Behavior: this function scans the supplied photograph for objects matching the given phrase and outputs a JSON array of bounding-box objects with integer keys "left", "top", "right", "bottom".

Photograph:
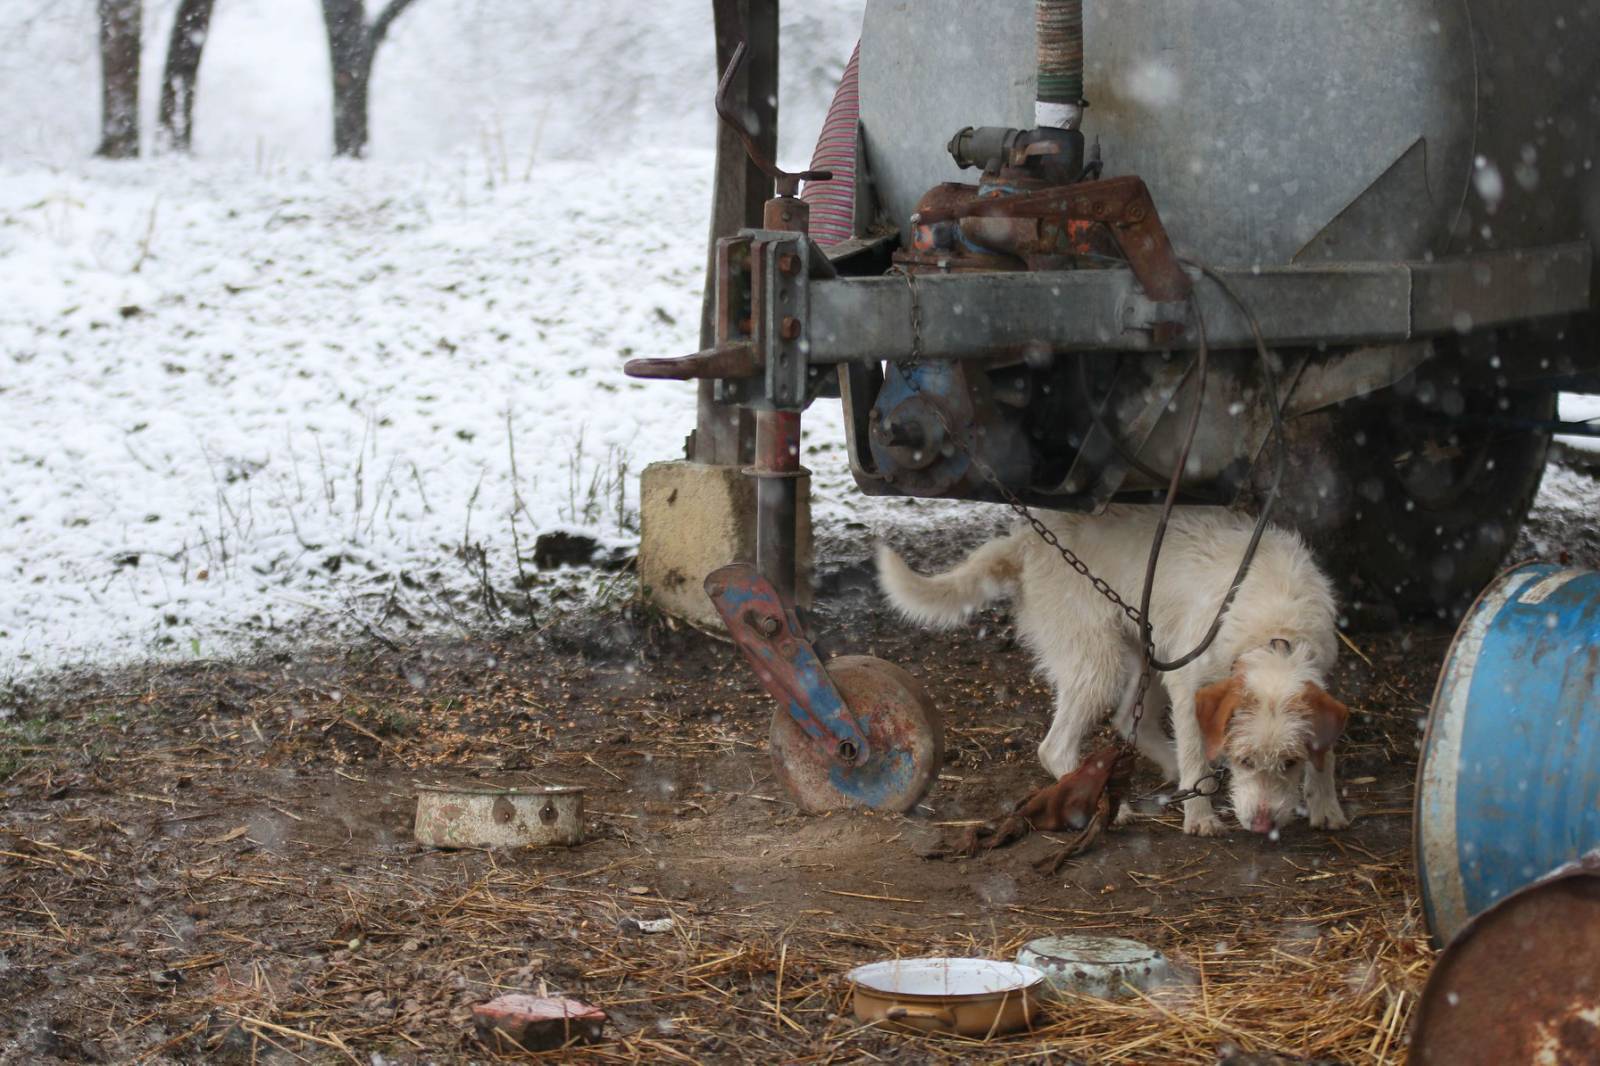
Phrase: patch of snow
[
  {"left": 0, "top": 156, "right": 706, "bottom": 670},
  {"left": 0, "top": 0, "right": 886, "bottom": 675},
  {"left": 1557, "top": 393, "right": 1600, "bottom": 453}
]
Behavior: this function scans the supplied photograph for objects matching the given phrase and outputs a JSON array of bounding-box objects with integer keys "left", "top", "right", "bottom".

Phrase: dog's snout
[{"left": 1250, "top": 809, "right": 1275, "bottom": 834}]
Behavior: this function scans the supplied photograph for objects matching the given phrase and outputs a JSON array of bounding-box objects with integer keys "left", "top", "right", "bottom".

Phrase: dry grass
[
  {"left": 1, "top": 621, "right": 1438, "bottom": 1063},
  {"left": 0, "top": 843, "right": 1425, "bottom": 1062}
]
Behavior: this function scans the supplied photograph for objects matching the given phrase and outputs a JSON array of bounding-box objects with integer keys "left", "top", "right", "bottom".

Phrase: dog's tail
[{"left": 876, "top": 534, "right": 1023, "bottom": 629}]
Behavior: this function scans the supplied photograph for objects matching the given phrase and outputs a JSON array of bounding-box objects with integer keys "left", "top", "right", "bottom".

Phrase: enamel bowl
[{"left": 845, "top": 957, "right": 1046, "bottom": 1036}]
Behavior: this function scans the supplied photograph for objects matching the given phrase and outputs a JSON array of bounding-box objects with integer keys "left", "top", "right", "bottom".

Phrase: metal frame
[{"left": 800, "top": 243, "right": 1593, "bottom": 364}]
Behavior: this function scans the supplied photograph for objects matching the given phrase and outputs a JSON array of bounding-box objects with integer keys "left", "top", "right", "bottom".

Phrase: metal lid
[
  {"left": 1016, "top": 935, "right": 1172, "bottom": 1000},
  {"left": 1411, "top": 855, "right": 1600, "bottom": 1064}
]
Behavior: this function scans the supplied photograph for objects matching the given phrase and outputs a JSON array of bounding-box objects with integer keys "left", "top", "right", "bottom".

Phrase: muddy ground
[{"left": 4, "top": 452, "right": 1599, "bottom": 1064}]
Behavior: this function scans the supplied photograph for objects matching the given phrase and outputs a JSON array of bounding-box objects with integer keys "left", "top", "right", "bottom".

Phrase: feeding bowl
[
  {"left": 1016, "top": 934, "right": 1174, "bottom": 1000},
  {"left": 845, "top": 957, "right": 1046, "bottom": 1036},
  {"left": 413, "top": 784, "right": 585, "bottom": 849}
]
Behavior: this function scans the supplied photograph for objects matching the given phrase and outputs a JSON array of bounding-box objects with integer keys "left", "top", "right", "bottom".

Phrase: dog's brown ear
[
  {"left": 1195, "top": 677, "right": 1243, "bottom": 763},
  {"left": 1302, "top": 684, "right": 1350, "bottom": 770}
]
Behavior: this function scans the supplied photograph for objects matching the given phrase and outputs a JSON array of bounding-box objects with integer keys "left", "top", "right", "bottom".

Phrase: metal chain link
[{"left": 894, "top": 268, "right": 1160, "bottom": 742}]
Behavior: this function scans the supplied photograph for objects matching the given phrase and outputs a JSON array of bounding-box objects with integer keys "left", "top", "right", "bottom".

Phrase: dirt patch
[{"left": 0, "top": 562, "right": 1457, "bottom": 1066}]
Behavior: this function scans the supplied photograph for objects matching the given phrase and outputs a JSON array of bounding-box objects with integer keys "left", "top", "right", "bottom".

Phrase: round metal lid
[
  {"left": 1411, "top": 858, "right": 1600, "bottom": 1064},
  {"left": 1017, "top": 935, "right": 1172, "bottom": 1000}
]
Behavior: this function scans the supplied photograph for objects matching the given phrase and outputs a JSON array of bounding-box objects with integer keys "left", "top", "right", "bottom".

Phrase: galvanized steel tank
[
  {"left": 1415, "top": 563, "right": 1600, "bottom": 946},
  {"left": 861, "top": 0, "right": 1600, "bottom": 284}
]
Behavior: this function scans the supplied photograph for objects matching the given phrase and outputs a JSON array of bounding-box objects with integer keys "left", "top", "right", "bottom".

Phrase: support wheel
[
  {"left": 769, "top": 655, "right": 943, "bottom": 813},
  {"left": 1288, "top": 383, "right": 1554, "bottom": 621}
]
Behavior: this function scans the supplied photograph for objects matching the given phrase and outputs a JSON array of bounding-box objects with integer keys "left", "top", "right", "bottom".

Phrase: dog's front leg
[
  {"left": 1304, "top": 750, "right": 1349, "bottom": 830},
  {"left": 1170, "top": 686, "right": 1227, "bottom": 836}
]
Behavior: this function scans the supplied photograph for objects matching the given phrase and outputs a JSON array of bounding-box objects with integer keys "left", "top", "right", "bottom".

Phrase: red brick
[{"left": 472, "top": 994, "right": 606, "bottom": 1051}]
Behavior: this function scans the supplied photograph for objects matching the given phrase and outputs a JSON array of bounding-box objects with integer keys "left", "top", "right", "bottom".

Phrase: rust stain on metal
[
  {"left": 753, "top": 410, "right": 801, "bottom": 473},
  {"left": 1412, "top": 853, "right": 1600, "bottom": 1064},
  {"left": 767, "top": 654, "right": 943, "bottom": 814},
  {"left": 623, "top": 342, "right": 759, "bottom": 382}
]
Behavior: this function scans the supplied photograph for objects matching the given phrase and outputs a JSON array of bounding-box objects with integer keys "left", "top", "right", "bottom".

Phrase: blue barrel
[{"left": 1416, "top": 563, "right": 1600, "bottom": 947}]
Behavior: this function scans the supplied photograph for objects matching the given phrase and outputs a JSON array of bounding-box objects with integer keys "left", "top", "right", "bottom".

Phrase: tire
[{"left": 1284, "top": 383, "right": 1555, "bottom": 621}]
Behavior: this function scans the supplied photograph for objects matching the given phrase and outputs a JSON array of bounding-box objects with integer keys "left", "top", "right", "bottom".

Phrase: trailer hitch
[
  {"left": 624, "top": 40, "right": 945, "bottom": 815},
  {"left": 704, "top": 563, "right": 872, "bottom": 766},
  {"left": 704, "top": 563, "right": 943, "bottom": 812}
]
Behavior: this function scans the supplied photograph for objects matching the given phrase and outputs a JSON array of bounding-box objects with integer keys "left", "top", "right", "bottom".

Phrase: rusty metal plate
[
  {"left": 1411, "top": 855, "right": 1600, "bottom": 1064},
  {"left": 414, "top": 785, "right": 585, "bottom": 849},
  {"left": 770, "top": 655, "right": 943, "bottom": 813}
]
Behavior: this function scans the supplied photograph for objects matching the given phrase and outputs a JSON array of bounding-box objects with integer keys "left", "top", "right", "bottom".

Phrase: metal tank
[
  {"left": 624, "top": 1, "right": 1600, "bottom": 813},
  {"left": 860, "top": 0, "right": 1600, "bottom": 282},
  {"left": 1416, "top": 562, "right": 1600, "bottom": 946}
]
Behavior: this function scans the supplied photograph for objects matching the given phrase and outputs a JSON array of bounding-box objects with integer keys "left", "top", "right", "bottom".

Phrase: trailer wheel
[{"left": 1303, "top": 384, "right": 1555, "bottom": 621}]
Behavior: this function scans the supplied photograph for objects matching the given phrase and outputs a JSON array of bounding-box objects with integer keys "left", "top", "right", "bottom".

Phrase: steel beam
[{"left": 801, "top": 243, "right": 1592, "bottom": 362}]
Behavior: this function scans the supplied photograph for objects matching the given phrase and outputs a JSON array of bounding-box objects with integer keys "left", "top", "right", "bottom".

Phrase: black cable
[{"left": 1140, "top": 262, "right": 1289, "bottom": 674}]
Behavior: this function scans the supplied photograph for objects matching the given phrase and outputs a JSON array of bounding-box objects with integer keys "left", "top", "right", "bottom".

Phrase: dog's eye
[
  {"left": 1284, "top": 759, "right": 1301, "bottom": 772},
  {"left": 1238, "top": 756, "right": 1256, "bottom": 771}
]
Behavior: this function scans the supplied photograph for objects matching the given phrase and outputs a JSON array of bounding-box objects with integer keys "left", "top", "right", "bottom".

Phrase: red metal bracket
[
  {"left": 704, "top": 563, "right": 872, "bottom": 765},
  {"left": 919, "top": 175, "right": 1192, "bottom": 304}
]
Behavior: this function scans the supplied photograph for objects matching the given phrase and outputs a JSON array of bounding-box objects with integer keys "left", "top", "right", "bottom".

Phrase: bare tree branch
[
  {"left": 319, "top": 0, "right": 423, "bottom": 157},
  {"left": 368, "top": 0, "right": 420, "bottom": 49}
]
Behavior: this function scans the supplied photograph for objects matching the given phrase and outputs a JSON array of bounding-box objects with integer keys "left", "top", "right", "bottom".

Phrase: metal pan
[{"left": 845, "top": 957, "right": 1046, "bottom": 1037}]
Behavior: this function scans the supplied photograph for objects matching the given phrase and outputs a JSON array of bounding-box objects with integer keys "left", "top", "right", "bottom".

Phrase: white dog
[{"left": 877, "top": 506, "right": 1350, "bottom": 836}]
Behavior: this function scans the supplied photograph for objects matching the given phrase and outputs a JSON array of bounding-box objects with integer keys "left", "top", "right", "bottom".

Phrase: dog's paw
[
  {"left": 1113, "top": 801, "right": 1138, "bottom": 826},
  {"left": 1183, "top": 809, "right": 1228, "bottom": 837},
  {"left": 1308, "top": 803, "right": 1350, "bottom": 831}
]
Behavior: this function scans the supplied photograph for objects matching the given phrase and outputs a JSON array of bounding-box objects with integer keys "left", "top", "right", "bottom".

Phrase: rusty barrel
[
  {"left": 1410, "top": 853, "right": 1600, "bottom": 1063},
  {"left": 1416, "top": 563, "right": 1600, "bottom": 947}
]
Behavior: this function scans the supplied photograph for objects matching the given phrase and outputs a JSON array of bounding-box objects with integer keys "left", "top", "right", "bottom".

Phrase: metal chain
[
  {"left": 890, "top": 266, "right": 1262, "bottom": 807},
  {"left": 895, "top": 268, "right": 1160, "bottom": 743}
]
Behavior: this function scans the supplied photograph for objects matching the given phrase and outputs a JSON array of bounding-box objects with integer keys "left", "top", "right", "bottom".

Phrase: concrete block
[{"left": 638, "top": 460, "right": 811, "bottom": 631}]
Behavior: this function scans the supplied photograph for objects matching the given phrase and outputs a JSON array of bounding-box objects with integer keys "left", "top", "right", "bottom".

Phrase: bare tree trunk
[
  {"left": 96, "top": 0, "right": 142, "bottom": 158},
  {"left": 157, "top": 0, "right": 216, "bottom": 152},
  {"left": 319, "top": 0, "right": 418, "bottom": 158}
]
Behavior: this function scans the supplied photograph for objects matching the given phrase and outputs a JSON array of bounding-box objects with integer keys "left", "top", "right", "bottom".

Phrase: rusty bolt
[
  {"left": 1091, "top": 201, "right": 1107, "bottom": 218},
  {"left": 777, "top": 253, "right": 801, "bottom": 276},
  {"left": 780, "top": 316, "right": 802, "bottom": 340},
  {"left": 1127, "top": 205, "right": 1148, "bottom": 223},
  {"left": 758, "top": 616, "right": 782, "bottom": 637}
]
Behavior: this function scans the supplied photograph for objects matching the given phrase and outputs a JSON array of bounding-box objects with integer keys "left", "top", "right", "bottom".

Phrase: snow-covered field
[
  {"left": 0, "top": 0, "right": 907, "bottom": 675},
  {"left": 1, "top": 0, "right": 1594, "bottom": 678},
  {"left": 1, "top": 154, "right": 706, "bottom": 670}
]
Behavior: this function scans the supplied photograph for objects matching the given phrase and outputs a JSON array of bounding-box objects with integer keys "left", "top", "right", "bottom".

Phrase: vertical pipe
[
  {"left": 1034, "top": 0, "right": 1084, "bottom": 130},
  {"left": 754, "top": 410, "right": 801, "bottom": 600}
]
